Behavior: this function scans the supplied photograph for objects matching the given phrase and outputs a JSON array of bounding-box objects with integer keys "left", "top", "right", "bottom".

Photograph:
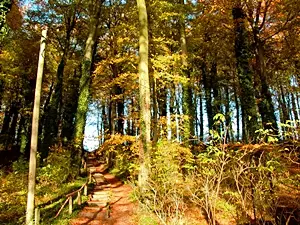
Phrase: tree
[
  {"left": 25, "top": 28, "right": 47, "bottom": 225},
  {"left": 232, "top": 0, "right": 260, "bottom": 142},
  {"left": 73, "top": 0, "right": 104, "bottom": 166},
  {"left": 178, "top": 0, "right": 194, "bottom": 144},
  {"left": 42, "top": 0, "right": 79, "bottom": 158},
  {"left": 136, "top": 0, "right": 151, "bottom": 190},
  {"left": 0, "top": 0, "right": 12, "bottom": 37}
]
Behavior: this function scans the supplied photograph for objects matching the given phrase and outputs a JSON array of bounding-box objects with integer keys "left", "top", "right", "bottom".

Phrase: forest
[{"left": 0, "top": 0, "right": 299, "bottom": 224}]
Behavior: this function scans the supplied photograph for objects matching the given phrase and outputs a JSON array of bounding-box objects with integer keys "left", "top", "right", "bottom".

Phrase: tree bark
[
  {"left": 26, "top": 28, "right": 47, "bottom": 225},
  {"left": 232, "top": 2, "right": 260, "bottom": 142},
  {"left": 42, "top": 8, "right": 76, "bottom": 156},
  {"left": 74, "top": 0, "right": 103, "bottom": 166},
  {"left": 202, "top": 62, "right": 213, "bottom": 130},
  {"left": 254, "top": 40, "right": 278, "bottom": 132},
  {"left": 61, "top": 68, "right": 80, "bottom": 143},
  {"left": 137, "top": 0, "right": 151, "bottom": 191},
  {"left": 234, "top": 84, "right": 240, "bottom": 141},
  {"left": 199, "top": 90, "right": 204, "bottom": 141},
  {"left": 178, "top": 0, "right": 194, "bottom": 144}
]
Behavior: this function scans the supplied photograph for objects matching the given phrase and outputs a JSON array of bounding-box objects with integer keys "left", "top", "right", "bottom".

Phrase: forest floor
[{"left": 70, "top": 156, "right": 137, "bottom": 225}]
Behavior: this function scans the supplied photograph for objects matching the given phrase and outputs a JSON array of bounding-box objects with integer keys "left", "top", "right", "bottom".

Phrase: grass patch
[{"left": 0, "top": 151, "right": 90, "bottom": 225}]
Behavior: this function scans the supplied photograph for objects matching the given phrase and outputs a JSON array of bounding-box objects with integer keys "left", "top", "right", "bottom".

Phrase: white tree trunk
[{"left": 25, "top": 28, "right": 47, "bottom": 225}]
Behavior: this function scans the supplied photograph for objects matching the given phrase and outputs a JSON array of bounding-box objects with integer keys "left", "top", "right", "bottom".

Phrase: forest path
[{"left": 70, "top": 155, "right": 137, "bottom": 225}]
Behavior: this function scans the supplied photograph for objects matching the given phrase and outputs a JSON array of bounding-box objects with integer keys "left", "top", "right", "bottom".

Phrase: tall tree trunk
[
  {"left": 7, "top": 104, "right": 19, "bottom": 149},
  {"left": 254, "top": 40, "right": 278, "bottom": 132},
  {"left": 291, "top": 91, "right": 299, "bottom": 121},
  {"left": 211, "top": 62, "right": 222, "bottom": 132},
  {"left": 158, "top": 88, "right": 167, "bottom": 138},
  {"left": 1, "top": 105, "right": 13, "bottom": 135},
  {"left": 232, "top": 2, "right": 260, "bottom": 142},
  {"left": 151, "top": 74, "right": 159, "bottom": 144},
  {"left": 225, "top": 86, "right": 233, "bottom": 142},
  {"left": 233, "top": 85, "right": 240, "bottom": 141},
  {"left": 179, "top": 0, "right": 194, "bottom": 144},
  {"left": 74, "top": 1, "right": 103, "bottom": 166},
  {"left": 117, "top": 95, "right": 124, "bottom": 134},
  {"left": 137, "top": 0, "right": 151, "bottom": 191},
  {"left": 202, "top": 62, "right": 213, "bottom": 130},
  {"left": 109, "top": 96, "right": 116, "bottom": 135},
  {"left": 279, "top": 85, "right": 289, "bottom": 123},
  {"left": 61, "top": 68, "right": 80, "bottom": 143},
  {"left": 199, "top": 90, "right": 204, "bottom": 141},
  {"left": 42, "top": 9, "right": 76, "bottom": 156},
  {"left": 26, "top": 28, "right": 47, "bottom": 225},
  {"left": 0, "top": 101, "right": 20, "bottom": 150}
]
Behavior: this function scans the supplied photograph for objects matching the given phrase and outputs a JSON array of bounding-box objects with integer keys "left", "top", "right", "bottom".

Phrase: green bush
[{"left": 37, "top": 149, "right": 75, "bottom": 188}]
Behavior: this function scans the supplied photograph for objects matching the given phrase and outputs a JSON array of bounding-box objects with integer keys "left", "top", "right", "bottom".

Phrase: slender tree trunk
[
  {"left": 234, "top": 85, "right": 240, "bottom": 141},
  {"left": 225, "top": 86, "right": 233, "bottom": 142},
  {"left": 7, "top": 105, "right": 19, "bottom": 148},
  {"left": 202, "top": 62, "right": 213, "bottom": 130},
  {"left": 25, "top": 28, "right": 47, "bottom": 225},
  {"left": 147, "top": 12, "right": 158, "bottom": 144},
  {"left": 109, "top": 97, "right": 116, "bottom": 135},
  {"left": 151, "top": 74, "right": 159, "bottom": 144},
  {"left": 61, "top": 68, "right": 80, "bottom": 143},
  {"left": 137, "top": 0, "right": 151, "bottom": 191},
  {"left": 0, "top": 102, "right": 19, "bottom": 149},
  {"left": 232, "top": 2, "right": 260, "bottom": 142},
  {"left": 1, "top": 105, "right": 13, "bottom": 135},
  {"left": 102, "top": 100, "right": 109, "bottom": 140},
  {"left": 211, "top": 62, "right": 222, "bottom": 132},
  {"left": 291, "top": 91, "right": 299, "bottom": 121},
  {"left": 158, "top": 88, "right": 167, "bottom": 138},
  {"left": 179, "top": 0, "right": 194, "bottom": 144},
  {"left": 199, "top": 90, "right": 204, "bottom": 141},
  {"left": 279, "top": 85, "right": 289, "bottom": 123},
  {"left": 175, "top": 84, "right": 181, "bottom": 141},
  {"left": 255, "top": 40, "right": 278, "bottom": 132}
]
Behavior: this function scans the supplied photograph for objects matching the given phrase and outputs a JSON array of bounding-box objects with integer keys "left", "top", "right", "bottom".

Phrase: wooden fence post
[
  {"left": 84, "top": 184, "right": 88, "bottom": 196},
  {"left": 35, "top": 208, "right": 40, "bottom": 225},
  {"left": 89, "top": 172, "right": 92, "bottom": 183},
  {"left": 69, "top": 196, "right": 73, "bottom": 215},
  {"left": 77, "top": 191, "right": 81, "bottom": 205}
]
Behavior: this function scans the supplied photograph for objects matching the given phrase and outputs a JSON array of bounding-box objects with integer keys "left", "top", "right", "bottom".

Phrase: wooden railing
[
  {"left": 54, "top": 180, "right": 89, "bottom": 218},
  {"left": 33, "top": 159, "right": 95, "bottom": 224},
  {"left": 32, "top": 179, "right": 89, "bottom": 225}
]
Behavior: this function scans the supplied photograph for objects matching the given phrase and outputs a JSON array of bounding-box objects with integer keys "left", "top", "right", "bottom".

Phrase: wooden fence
[{"left": 33, "top": 168, "right": 91, "bottom": 224}]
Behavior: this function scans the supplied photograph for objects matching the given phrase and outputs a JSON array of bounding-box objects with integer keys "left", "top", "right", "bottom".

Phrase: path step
[
  {"left": 93, "top": 187, "right": 111, "bottom": 192},
  {"left": 87, "top": 200, "right": 108, "bottom": 207},
  {"left": 92, "top": 196, "right": 110, "bottom": 201},
  {"left": 93, "top": 190, "right": 110, "bottom": 194},
  {"left": 83, "top": 206, "right": 102, "bottom": 211},
  {"left": 90, "top": 167, "right": 107, "bottom": 174}
]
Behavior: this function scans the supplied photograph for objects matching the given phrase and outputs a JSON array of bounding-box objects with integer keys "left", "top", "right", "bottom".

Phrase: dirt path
[{"left": 71, "top": 157, "right": 137, "bottom": 225}]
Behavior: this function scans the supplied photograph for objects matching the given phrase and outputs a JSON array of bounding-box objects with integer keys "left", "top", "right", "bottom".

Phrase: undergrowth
[
  {"left": 0, "top": 147, "right": 87, "bottom": 225},
  {"left": 99, "top": 124, "right": 300, "bottom": 224}
]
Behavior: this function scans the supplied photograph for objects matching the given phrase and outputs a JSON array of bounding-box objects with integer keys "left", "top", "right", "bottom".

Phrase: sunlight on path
[{"left": 71, "top": 157, "right": 137, "bottom": 225}]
